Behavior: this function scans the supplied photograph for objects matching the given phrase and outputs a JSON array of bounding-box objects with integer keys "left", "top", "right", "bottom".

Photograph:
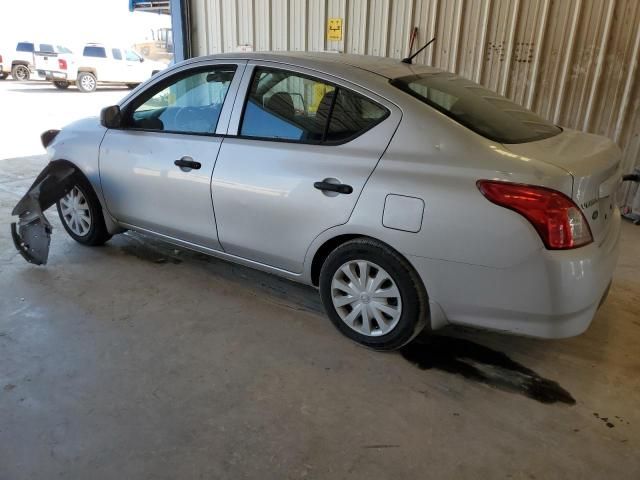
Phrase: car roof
[{"left": 190, "top": 51, "right": 443, "bottom": 80}]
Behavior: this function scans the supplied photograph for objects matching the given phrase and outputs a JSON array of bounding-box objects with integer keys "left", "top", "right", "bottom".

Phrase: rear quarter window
[
  {"left": 390, "top": 73, "right": 561, "bottom": 144},
  {"left": 83, "top": 46, "right": 107, "bottom": 58}
]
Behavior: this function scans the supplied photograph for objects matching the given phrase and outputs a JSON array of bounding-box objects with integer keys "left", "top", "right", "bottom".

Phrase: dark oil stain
[
  {"left": 3, "top": 384, "right": 16, "bottom": 392},
  {"left": 401, "top": 335, "right": 576, "bottom": 405},
  {"left": 594, "top": 412, "right": 619, "bottom": 428}
]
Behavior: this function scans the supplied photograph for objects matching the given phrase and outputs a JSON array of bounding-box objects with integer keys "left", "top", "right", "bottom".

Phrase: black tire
[
  {"left": 11, "top": 64, "right": 30, "bottom": 81},
  {"left": 126, "top": 83, "right": 140, "bottom": 89},
  {"left": 53, "top": 81, "right": 70, "bottom": 90},
  {"left": 76, "top": 72, "right": 97, "bottom": 92},
  {"left": 56, "top": 173, "right": 111, "bottom": 246},
  {"left": 319, "top": 238, "right": 428, "bottom": 351},
  {"left": 0, "top": 72, "right": 8, "bottom": 80}
]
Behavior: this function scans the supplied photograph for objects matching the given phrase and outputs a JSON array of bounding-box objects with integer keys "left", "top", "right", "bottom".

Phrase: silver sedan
[{"left": 11, "top": 52, "right": 621, "bottom": 350}]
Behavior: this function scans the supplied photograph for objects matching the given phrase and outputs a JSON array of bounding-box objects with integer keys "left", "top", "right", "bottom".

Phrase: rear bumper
[
  {"left": 408, "top": 209, "right": 622, "bottom": 338},
  {"left": 38, "top": 70, "right": 68, "bottom": 81}
]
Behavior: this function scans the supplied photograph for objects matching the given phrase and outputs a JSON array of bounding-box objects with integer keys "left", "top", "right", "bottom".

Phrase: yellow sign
[{"left": 327, "top": 18, "right": 343, "bottom": 41}]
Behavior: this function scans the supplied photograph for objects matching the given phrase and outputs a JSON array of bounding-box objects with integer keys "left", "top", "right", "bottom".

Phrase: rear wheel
[
  {"left": 53, "top": 81, "right": 70, "bottom": 90},
  {"left": 76, "top": 72, "right": 97, "bottom": 92},
  {"left": 56, "top": 174, "right": 111, "bottom": 246},
  {"left": 11, "top": 64, "right": 30, "bottom": 81},
  {"left": 319, "top": 238, "right": 428, "bottom": 351}
]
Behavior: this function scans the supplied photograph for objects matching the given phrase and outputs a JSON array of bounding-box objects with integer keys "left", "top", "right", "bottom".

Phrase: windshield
[{"left": 390, "top": 73, "right": 561, "bottom": 144}]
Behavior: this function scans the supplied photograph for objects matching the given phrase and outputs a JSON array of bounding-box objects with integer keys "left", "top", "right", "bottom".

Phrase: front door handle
[
  {"left": 314, "top": 181, "right": 353, "bottom": 195},
  {"left": 174, "top": 157, "right": 201, "bottom": 170}
]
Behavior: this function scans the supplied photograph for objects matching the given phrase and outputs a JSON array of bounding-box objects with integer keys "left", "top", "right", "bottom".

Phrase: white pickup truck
[
  {"left": 1, "top": 41, "right": 72, "bottom": 80},
  {"left": 36, "top": 43, "right": 166, "bottom": 92}
]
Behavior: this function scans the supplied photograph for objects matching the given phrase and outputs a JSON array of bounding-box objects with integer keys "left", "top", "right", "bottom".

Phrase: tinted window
[
  {"left": 241, "top": 69, "right": 335, "bottom": 142},
  {"left": 83, "top": 46, "right": 107, "bottom": 58},
  {"left": 240, "top": 68, "right": 388, "bottom": 143},
  {"left": 125, "top": 49, "right": 140, "bottom": 62},
  {"left": 324, "top": 89, "right": 389, "bottom": 142},
  {"left": 391, "top": 73, "right": 561, "bottom": 144},
  {"left": 129, "top": 66, "right": 236, "bottom": 134},
  {"left": 16, "top": 42, "right": 34, "bottom": 52},
  {"left": 39, "top": 44, "right": 54, "bottom": 53},
  {"left": 112, "top": 48, "right": 123, "bottom": 60}
]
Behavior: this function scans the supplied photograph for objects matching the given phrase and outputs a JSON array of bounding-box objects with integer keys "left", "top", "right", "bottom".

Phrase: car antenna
[{"left": 401, "top": 37, "right": 436, "bottom": 64}]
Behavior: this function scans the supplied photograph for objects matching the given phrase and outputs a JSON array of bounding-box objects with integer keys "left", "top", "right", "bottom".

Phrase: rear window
[
  {"left": 16, "top": 42, "right": 34, "bottom": 52},
  {"left": 39, "top": 44, "right": 54, "bottom": 53},
  {"left": 83, "top": 46, "right": 107, "bottom": 58},
  {"left": 390, "top": 73, "right": 561, "bottom": 144},
  {"left": 112, "top": 48, "right": 123, "bottom": 60}
]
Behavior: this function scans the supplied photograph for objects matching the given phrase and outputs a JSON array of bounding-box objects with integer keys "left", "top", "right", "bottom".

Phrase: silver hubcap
[
  {"left": 331, "top": 260, "right": 402, "bottom": 337},
  {"left": 60, "top": 187, "right": 92, "bottom": 236},
  {"left": 81, "top": 75, "right": 95, "bottom": 90}
]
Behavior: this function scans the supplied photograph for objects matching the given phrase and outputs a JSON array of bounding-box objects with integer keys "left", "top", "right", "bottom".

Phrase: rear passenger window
[
  {"left": 112, "top": 49, "right": 123, "bottom": 60},
  {"left": 240, "top": 67, "right": 388, "bottom": 144},
  {"left": 83, "top": 46, "right": 107, "bottom": 58},
  {"left": 241, "top": 69, "right": 335, "bottom": 142},
  {"left": 39, "top": 44, "right": 54, "bottom": 53}
]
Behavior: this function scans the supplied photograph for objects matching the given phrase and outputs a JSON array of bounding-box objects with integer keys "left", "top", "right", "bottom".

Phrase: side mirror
[{"left": 100, "top": 105, "right": 122, "bottom": 129}]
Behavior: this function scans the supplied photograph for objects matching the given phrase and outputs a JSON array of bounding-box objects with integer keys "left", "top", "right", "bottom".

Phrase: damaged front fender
[{"left": 11, "top": 162, "right": 78, "bottom": 265}]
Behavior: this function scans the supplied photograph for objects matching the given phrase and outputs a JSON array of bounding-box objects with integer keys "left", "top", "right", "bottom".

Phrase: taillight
[
  {"left": 58, "top": 58, "right": 67, "bottom": 70},
  {"left": 477, "top": 180, "right": 593, "bottom": 250},
  {"left": 0, "top": 54, "right": 3, "bottom": 63}
]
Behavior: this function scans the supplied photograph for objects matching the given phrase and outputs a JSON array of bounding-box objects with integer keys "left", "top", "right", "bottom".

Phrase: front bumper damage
[{"left": 11, "top": 163, "right": 77, "bottom": 265}]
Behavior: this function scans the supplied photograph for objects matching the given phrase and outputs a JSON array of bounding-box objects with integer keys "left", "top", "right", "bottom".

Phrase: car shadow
[{"left": 111, "top": 231, "right": 577, "bottom": 405}]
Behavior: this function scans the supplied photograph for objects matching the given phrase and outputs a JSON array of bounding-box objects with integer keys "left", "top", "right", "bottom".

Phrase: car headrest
[{"left": 266, "top": 92, "right": 295, "bottom": 118}]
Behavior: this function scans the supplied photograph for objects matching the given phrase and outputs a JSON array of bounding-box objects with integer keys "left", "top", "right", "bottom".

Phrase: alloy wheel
[{"left": 81, "top": 74, "right": 96, "bottom": 91}]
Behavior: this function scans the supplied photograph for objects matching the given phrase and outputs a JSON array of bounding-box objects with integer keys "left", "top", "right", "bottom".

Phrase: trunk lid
[{"left": 504, "top": 129, "right": 622, "bottom": 243}]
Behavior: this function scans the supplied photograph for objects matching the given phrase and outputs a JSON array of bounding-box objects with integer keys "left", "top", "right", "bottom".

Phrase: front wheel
[
  {"left": 53, "top": 81, "right": 70, "bottom": 90},
  {"left": 76, "top": 72, "right": 97, "bottom": 92},
  {"left": 11, "top": 64, "right": 30, "bottom": 81},
  {"left": 319, "top": 238, "right": 428, "bottom": 351},
  {"left": 56, "top": 175, "right": 111, "bottom": 246}
]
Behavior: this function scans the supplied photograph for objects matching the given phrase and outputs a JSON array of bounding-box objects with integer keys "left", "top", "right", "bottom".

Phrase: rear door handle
[
  {"left": 313, "top": 181, "right": 353, "bottom": 194},
  {"left": 174, "top": 157, "right": 201, "bottom": 170}
]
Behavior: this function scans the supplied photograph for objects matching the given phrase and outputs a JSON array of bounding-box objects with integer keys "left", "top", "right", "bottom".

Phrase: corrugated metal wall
[{"left": 188, "top": 0, "right": 640, "bottom": 172}]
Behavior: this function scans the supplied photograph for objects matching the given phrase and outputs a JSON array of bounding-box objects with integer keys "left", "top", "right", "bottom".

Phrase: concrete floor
[{"left": 1, "top": 83, "right": 640, "bottom": 479}]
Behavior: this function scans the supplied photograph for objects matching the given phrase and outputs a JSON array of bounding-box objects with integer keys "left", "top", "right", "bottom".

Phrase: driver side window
[{"left": 129, "top": 66, "right": 237, "bottom": 134}]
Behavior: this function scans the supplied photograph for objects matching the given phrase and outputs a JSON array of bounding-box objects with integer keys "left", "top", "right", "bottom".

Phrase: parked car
[
  {"left": 11, "top": 53, "right": 622, "bottom": 350},
  {"left": 1, "top": 41, "right": 72, "bottom": 80},
  {"left": 0, "top": 53, "right": 9, "bottom": 79},
  {"left": 37, "top": 43, "right": 166, "bottom": 92}
]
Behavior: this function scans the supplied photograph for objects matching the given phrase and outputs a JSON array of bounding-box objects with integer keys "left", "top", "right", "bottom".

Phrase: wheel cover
[
  {"left": 15, "top": 66, "right": 28, "bottom": 80},
  {"left": 59, "top": 187, "right": 92, "bottom": 236},
  {"left": 331, "top": 260, "right": 402, "bottom": 337},
  {"left": 81, "top": 75, "right": 95, "bottom": 90}
]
